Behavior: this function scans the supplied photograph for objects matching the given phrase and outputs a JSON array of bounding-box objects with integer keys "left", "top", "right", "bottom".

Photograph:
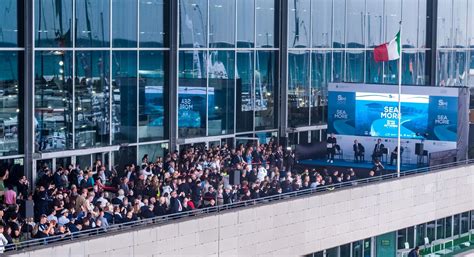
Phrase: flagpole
[{"left": 397, "top": 21, "right": 402, "bottom": 178}]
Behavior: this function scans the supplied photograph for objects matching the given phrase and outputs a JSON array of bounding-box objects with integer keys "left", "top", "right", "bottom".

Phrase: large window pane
[
  {"left": 437, "top": 50, "right": 454, "bottom": 86},
  {"left": 454, "top": 214, "right": 461, "bottom": 236},
  {"left": 236, "top": 51, "right": 254, "bottom": 132},
  {"left": 0, "top": 1, "right": 20, "bottom": 46},
  {"left": 140, "top": 0, "right": 167, "bottom": 47},
  {"left": 179, "top": 0, "right": 207, "bottom": 48},
  {"left": 208, "top": 51, "right": 235, "bottom": 135},
  {"left": 436, "top": 218, "right": 445, "bottom": 240},
  {"left": 453, "top": 0, "right": 468, "bottom": 48},
  {"left": 437, "top": 0, "right": 452, "bottom": 48},
  {"left": 461, "top": 212, "right": 470, "bottom": 234},
  {"left": 139, "top": 51, "right": 166, "bottom": 142},
  {"left": 427, "top": 221, "right": 435, "bottom": 243},
  {"left": 288, "top": 51, "right": 309, "bottom": 127},
  {"left": 346, "top": 0, "right": 365, "bottom": 48},
  {"left": 470, "top": 0, "right": 474, "bottom": 47},
  {"left": 346, "top": 50, "right": 364, "bottom": 82},
  {"left": 385, "top": 0, "right": 401, "bottom": 42},
  {"left": 35, "top": 0, "right": 73, "bottom": 47},
  {"left": 112, "top": 51, "right": 137, "bottom": 144},
  {"left": 112, "top": 0, "right": 137, "bottom": 48},
  {"left": 35, "top": 51, "right": 73, "bottom": 151},
  {"left": 418, "top": 0, "right": 427, "bottom": 48},
  {"left": 311, "top": 51, "right": 329, "bottom": 125},
  {"left": 366, "top": 50, "right": 383, "bottom": 83},
  {"left": 312, "top": 0, "right": 332, "bottom": 48},
  {"left": 75, "top": 51, "right": 110, "bottom": 148},
  {"left": 402, "top": 0, "right": 419, "bottom": 48},
  {"left": 352, "top": 240, "right": 363, "bottom": 257},
  {"left": 178, "top": 50, "right": 207, "bottom": 138},
  {"left": 288, "top": 0, "right": 310, "bottom": 48},
  {"left": 256, "top": 0, "right": 276, "bottom": 48},
  {"left": 0, "top": 52, "right": 20, "bottom": 155},
  {"left": 416, "top": 224, "right": 426, "bottom": 247},
  {"left": 340, "top": 243, "right": 350, "bottom": 257},
  {"left": 138, "top": 143, "right": 167, "bottom": 164},
  {"left": 332, "top": 50, "right": 345, "bottom": 82},
  {"left": 446, "top": 216, "right": 453, "bottom": 238},
  {"left": 75, "top": 0, "right": 110, "bottom": 47},
  {"left": 397, "top": 229, "right": 407, "bottom": 250},
  {"left": 237, "top": 0, "right": 254, "bottom": 48},
  {"left": 366, "top": 0, "right": 383, "bottom": 47},
  {"left": 255, "top": 51, "right": 277, "bottom": 130},
  {"left": 333, "top": 0, "right": 345, "bottom": 48},
  {"left": 209, "top": 0, "right": 235, "bottom": 48}
]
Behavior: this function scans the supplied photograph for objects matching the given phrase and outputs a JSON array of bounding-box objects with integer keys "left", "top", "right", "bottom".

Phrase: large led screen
[{"left": 328, "top": 84, "right": 458, "bottom": 142}]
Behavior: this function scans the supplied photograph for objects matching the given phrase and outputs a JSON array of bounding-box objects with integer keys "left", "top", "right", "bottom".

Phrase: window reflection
[
  {"left": 112, "top": 0, "right": 137, "bottom": 48},
  {"left": 288, "top": 0, "right": 311, "bottom": 48},
  {"left": 139, "top": 51, "right": 166, "bottom": 142},
  {"left": 35, "top": 0, "right": 73, "bottom": 47},
  {"left": 140, "top": 0, "right": 167, "bottom": 47},
  {"left": 255, "top": 51, "right": 276, "bottom": 130},
  {"left": 237, "top": 0, "right": 254, "bottom": 48},
  {"left": 346, "top": 50, "right": 364, "bottom": 82},
  {"left": 208, "top": 51, "right": 235, "bottom": 135},
  {"left": 112, "top": 51, "right": 137, "bottom": 144},
  {"left": 75, "top": 0, "right": 110, "bottom": 47},
  {"left": 35, "top": 51, "right": 73, "bottom": 151},
  {"left": 178, "top": 50, "right": 207, "bottom": 138},
  {"left": 346, "top": 0, "right": 365, "bottom": 48},
  {"left": 312, "top": 0, "right": 332, "bottom": 48},
  {"left": 0, "top": 1, "right": 20, "bottom": 47},
  {"left": 311, "top": 51, "right": 329, "bottom": 125},
  {"left": 256, "top": 0, "right": 276, "bottom": 48},
  {"left": 288, "top": 51, "right": 310, "bottom": 127},
  {"left": 333, "top": 0, "right": 345, "bottom": 48},
  {"left": 236, "top": 51, "right": 254, "bottom": 132},
  {"left": 209, "top": 0, "right": 235, "bottom": 48},
  {"left": 179, "top": 0, "right": 207, "bottom": 48},
  {"left": 0, "top": 52, "right": 20, "bottom": 155},
  {"left": 75, "top": 51, "right": 110, "bottom": 148}
]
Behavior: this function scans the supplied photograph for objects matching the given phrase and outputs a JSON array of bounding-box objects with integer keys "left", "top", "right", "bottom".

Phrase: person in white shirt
[
  {"left": 257, "top": 165, "right": 267, "bottom": 182},
  {"left": 0, "top": 225, "right": 9, "bottom": 253}
]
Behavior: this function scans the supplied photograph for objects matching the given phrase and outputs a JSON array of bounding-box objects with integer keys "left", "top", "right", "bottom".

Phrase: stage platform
[{"left": 298, "top": 159, "right": 424, "bottom": 172}]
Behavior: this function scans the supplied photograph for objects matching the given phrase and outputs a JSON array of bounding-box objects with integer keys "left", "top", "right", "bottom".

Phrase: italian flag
[{"left": 374, "top": 31, "right": 401, "bottom": 62}]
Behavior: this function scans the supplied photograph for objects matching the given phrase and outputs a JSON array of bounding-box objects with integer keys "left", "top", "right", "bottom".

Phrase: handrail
[{"left": 7, "top": 159, "right": 474, "bottom": 253}]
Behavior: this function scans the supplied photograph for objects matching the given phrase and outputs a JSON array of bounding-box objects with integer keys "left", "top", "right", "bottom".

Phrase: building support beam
[
  {"left": 168, "top": 0, "right": 179, "bottom": 152},
  {"left": 23, "top": 0, "right": 35, "bottom": 187},
  {"left": 425, "top": 0, "right": 438, "bottom": 86},
  {"left": 278, "top": 0, "right": 289, "bottom": 147}
]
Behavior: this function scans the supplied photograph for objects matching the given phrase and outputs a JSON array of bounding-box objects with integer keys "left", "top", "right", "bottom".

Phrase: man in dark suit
[
  {"left": 353, "top": 140, "right": 365, "bottom": 162},
  {"left": 372, "top": 139, "right": 385, "bottom": 162},
  {"left": 326, "top": 133, "right": 337, "bottom": 163},
  {"left": 390, "top": 146, "right": 404, "bottom": 165}
]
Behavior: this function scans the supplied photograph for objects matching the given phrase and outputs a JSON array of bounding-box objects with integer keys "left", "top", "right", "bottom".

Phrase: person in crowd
[
  {"left": 372, "top": 159, "right": 385, "bottom": 176},
  {"left": 408, "top": 246, "right": 420, "bottom": 257},
  {"left": 0, "top": 138, "right": 397, "bottom": 252},
  {"left": 372, "top": 139, "right": 385, "bottom": 161},
  {"left": 327, "top": 133, "right": 337, "bottom": 163},
  {"left": 390, "top": 146, "right": 404, "bottom": 166},
  {"left": 353, "top": 140, "right": 365, "bottom": 163}
]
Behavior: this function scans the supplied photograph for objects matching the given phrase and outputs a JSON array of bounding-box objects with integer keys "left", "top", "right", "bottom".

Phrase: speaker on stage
[
  {"left": 229, "top": 169, "right": 241, "bottom": 185},
  {"left": 415, "top": 143, "right": 424, "bottom": 155}
]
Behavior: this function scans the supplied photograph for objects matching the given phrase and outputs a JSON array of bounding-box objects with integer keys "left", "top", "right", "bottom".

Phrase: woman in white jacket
[{"left": 0, "top": 224, "right": 9, "bottom": 253}]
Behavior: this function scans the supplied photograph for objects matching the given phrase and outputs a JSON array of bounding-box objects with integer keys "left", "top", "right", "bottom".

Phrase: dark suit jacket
[
  {"left": 353, "top": 143, "right": 365, "bottom": 154},
  {"left": 373, "top": 143, "right": 385, "bottom": 154}
]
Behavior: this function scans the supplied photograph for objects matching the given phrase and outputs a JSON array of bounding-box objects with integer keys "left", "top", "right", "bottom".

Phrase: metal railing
[{"left": 7, "top": 159, "right": 474, "bottom": 253}]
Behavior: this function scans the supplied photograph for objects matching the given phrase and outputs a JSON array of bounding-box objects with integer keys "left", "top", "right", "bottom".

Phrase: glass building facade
[{"left": 1, "top": 0, "right": 474, "bottom": 182}]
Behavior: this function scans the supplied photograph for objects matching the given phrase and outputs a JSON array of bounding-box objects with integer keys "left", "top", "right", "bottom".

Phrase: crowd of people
[{"left": 0, "top": 139, "right": 382, "bottom": 252}]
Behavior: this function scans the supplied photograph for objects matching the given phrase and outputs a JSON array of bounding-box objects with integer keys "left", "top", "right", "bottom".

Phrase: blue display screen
[{"left": 328, "top": 91, "right": 458, "bottom": 142}]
